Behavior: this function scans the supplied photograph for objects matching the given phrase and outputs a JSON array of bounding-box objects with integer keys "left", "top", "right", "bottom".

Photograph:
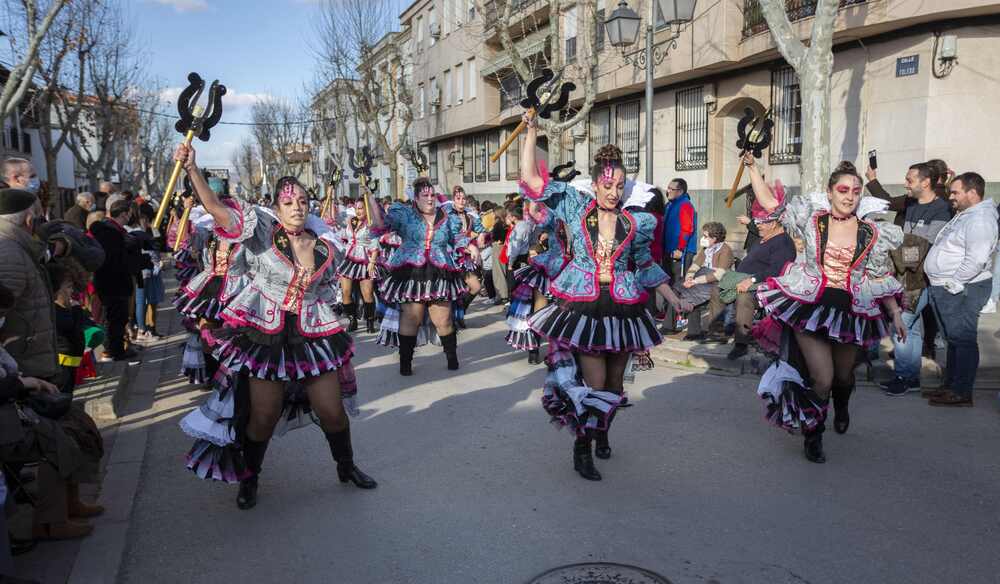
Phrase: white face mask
[{"left": 700, "top": 236, "right": 712, "bottom": 248}]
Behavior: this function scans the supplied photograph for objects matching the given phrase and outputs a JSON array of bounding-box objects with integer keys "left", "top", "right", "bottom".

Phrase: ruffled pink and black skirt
[
  {"left": 174, "top": 277, "right": 225, "bottom": 322},
  {"left": 337, "top": 257, "right": 376, "bottom": 281},
  {"left": 380, "top": 263, "right": 467, "bottom": 303},
  {"left": 757, "top": 285, "right": 892, "bottom": 349},
  {"left": 528, "top": 286, "right": 662, "bottom": 355},
  {"left": 505, "top": 265, "right": 550, "bottom": 350},
  {"left": 212, "top": 312, "right": 356, "bottom": 384}
]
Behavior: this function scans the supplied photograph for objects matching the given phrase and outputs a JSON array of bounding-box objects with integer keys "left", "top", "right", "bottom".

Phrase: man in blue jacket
[{"left": 662, "top": 178, "right": 697, "bottom": 333}]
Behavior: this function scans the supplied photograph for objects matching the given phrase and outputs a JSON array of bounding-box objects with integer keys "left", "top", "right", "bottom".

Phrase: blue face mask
[{"left": 25, "top": 177, "right": 41, "bottom": 194}]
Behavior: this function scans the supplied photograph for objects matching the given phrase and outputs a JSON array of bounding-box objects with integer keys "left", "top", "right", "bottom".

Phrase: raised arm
[
  {"left": 742, "top": 152, "right": 780, "bottom": 212},
  {"left": 519, "top": 113, "right": 545, "bottom": 196},
  {"left": 363, "top": 184, "right": 384, "bottom": 231},
  {"left": 175, "top": 143, "right": 234, "bottom": 231}
]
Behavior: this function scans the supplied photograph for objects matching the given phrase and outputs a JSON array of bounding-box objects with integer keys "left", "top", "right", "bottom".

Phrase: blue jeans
[
  {"left": 134, "top": 286, "right": 148, "bottom": 333},
  {"left": 892, "top": 289, "right": 928, "bottom": 382},
  {"left": 929, "top": 280, "right": 992, "bottom": 396}
]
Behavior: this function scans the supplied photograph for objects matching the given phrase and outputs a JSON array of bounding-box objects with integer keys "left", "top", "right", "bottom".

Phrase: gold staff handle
[
  {"left": 172, "top": 205, "right": 193, "bottom": 252},
  {"left": 490, "top": 107, "right": 535, "bottom": 163},
  {"left": 360, "top": 176, "right": 372, "bottom": 222},
  {"left": 152, "top": 105, "right": 205, "bottom": 230},
  {"left": 725, "top": 161, "right": 747, "bottom": 209}
]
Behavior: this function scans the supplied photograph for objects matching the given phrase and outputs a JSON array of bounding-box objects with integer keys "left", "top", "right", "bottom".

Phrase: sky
[{"left": 134, "top": 0, "right": 327, "bottom": 169}]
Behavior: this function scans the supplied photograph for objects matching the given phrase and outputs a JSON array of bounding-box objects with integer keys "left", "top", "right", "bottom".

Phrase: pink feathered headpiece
[{"left": 751, "top": 179, "right": 786, "bottom": 223}]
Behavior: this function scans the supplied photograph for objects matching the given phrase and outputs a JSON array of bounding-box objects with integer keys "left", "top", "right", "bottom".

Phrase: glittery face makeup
[
  {"left": 593, "top": 167, "right": 625, "bottom": 210},
  {"left": 828, "top": 176, "right": 861, "bottom": 217},
  {"left": 601, "top": 163, "right": 615, "bottom": 183},
  {"left": 278, "top": 181, "right": 297, "bottom": 204}
]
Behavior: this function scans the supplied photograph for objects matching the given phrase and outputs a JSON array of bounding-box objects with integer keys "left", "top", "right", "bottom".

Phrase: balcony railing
[
  {"left": 483, "top": 0, "right": 545, "bottom": 29},
  {"left": 741, "top": 0, "right": 867, "bottom": 40}
]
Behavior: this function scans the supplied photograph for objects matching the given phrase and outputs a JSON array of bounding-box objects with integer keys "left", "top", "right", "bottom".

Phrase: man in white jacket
[{"left": 924, "top": 172, "right": 999, "bottom": 406}]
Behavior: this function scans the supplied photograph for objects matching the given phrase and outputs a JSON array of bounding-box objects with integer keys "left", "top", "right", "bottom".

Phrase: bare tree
[
  {"left": 475, "top": 0, "right": 599, "bottom": 163},
  {"left": 60, "top": 2, "right": 146, "bottom": 191},
  {"left": 758, "top": 0, "right": 837, "bottom": 194},
  {"left": 249, "top": 98, "right": 312, "bottom": 183},
  {"left": 231, "top": 136, "right": 263, "bottom": 196},
  {"left": 314, "top": 0, "right": 414, "bottom": 198},
  {"left": 0, "top": 0, "right": 70, "bottom": 121}
]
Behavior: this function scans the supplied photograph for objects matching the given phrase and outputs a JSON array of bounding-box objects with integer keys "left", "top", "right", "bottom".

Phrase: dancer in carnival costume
[
  {"left": 448, "top": 186, "right": 486, "bottom": 329},
  {"left": 173, "top": 178, "right": 248, "bottom": 385},
  {"left": 335, "top": 199, "right": 380, "bottom": 333},
  {"left": 745, "top": 153, "right": 905, "bottom": 463},
  {"left": 174, "top": 143, "right": 376, "bottom": 512},
  {"left": 369, "top": 177, "right": 471, "bottom": 376},
  {"left": 518, "top": 113, "right": 691, "bottom": 481}
]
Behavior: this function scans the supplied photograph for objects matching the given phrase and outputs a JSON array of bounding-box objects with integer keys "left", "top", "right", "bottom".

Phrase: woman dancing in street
[
  {"left": 449, "top": 186, "right": 485, "bottom": 329},
  {"left": 336, "top": 199, "right": 379, "bottom": 333},
  {"left": 518, "top": 114, "right": 690, "bottom": 481},
  {"left": 176, "top": 143, "right": 376, "bottom": 512},
  {"left": 369, "top": 178, "right": 469, "bottom": 376},
  {"left": 746, "top": 154, "right": 905, "bottom": 463}
]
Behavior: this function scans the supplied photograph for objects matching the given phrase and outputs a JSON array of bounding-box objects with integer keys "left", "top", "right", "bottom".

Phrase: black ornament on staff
[
  {"left": 725, "top": 106, "right": 773, "bottom": 208},
  {"left": 348, "top": 146, "right": 375, "bottom": 218},
  {"left": 490, "top": 68, "right": 575, "bottom": 163},
  {"left": 153, "top": 72, "right": 226, "bottom": 230}
]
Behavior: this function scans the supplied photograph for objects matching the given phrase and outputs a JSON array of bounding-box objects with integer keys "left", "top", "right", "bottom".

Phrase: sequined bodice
[
  {"left": 595, "top": 234, "right": 616, "bottom": 284},
  {"left": 822, "top": 241, "right": 856, "bottom": 290},
  {"left": 211, "top": 241, "right": 232, "bottom": 276}
]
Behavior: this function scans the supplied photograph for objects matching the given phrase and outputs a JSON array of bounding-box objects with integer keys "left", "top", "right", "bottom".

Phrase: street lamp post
[{"left": 605, "top": 0, "right": 697, "bottom": 184}]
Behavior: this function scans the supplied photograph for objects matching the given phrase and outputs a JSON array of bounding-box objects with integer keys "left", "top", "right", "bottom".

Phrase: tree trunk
[
  {"left": 798, "top": 60, "right": 832, "bottom": 195},
  {"left": 45, "top": 147, "right": 60, "bottom": 217}
]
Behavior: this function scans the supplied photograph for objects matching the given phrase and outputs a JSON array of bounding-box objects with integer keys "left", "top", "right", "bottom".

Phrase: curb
[{"left": 67, "top": 279, "right": 183, "bottom": 584}]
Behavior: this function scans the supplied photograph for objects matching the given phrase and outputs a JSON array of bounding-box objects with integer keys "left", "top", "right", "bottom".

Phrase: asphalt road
[{"left": 119, "top": 302, "right": 1000, "bottom": 584}]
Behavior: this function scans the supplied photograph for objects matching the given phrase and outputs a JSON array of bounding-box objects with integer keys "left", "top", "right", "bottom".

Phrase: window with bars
[
  {"left": 488, "top": 131, "right": 501, "bottom": 181},
  {"left": 589, "top": 106, "right": 611, "bottom": 164},
  {"left": 475, "top": 133, "right": 487, "bottom": 182},
  {"left": 615, "top": 101, "right": 640, "bottom": 173},
  {"left": 500, "top": 74, "right": 523, "bottom": 111},
  {"left": 675, "top": 87, "right": 708, "bottom": 170},
  {"left": 462, "top": 136, "right": 474, "bottom": 183},
  {"left": 771, "top": 66, "right": 802, "bottom": 164},
  {"left": 506, "top": 127, "right": 520, "bottom": 180},
  {"left": 428, "top": 144, "right": 439, "bottom": 184}
]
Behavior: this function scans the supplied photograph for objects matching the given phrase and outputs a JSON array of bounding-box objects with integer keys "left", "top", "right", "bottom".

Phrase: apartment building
[{"left": 403, "top": 0, "right": 1000, "bottom": 228}]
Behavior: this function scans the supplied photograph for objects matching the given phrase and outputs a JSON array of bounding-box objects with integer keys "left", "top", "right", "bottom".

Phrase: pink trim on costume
[
  {"left": 608, "top": 209, "right": 638, "bottom": 303},
  {"left": 518, "top": 160, "right": 550, "bottom": 200},
  {"left": 213, "top": 199, "right": 244, "bottom": 239}
]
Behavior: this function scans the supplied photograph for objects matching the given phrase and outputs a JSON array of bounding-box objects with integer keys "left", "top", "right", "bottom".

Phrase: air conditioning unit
[{"left": 429, "top": 23, "right": 441, "bottom": 39}]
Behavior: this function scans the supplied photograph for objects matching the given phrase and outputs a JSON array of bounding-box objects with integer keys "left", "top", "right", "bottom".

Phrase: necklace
[
  {"left": 285, "top": 226, "right": 305, "bottom": 236},
  {"left": 830, "top": 213, "right": 855, "bottom": 222}
]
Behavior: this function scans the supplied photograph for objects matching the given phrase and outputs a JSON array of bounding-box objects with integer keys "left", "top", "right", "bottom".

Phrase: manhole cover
[{"left": 528, "top": 562, "right": 672, "bottom": 584}]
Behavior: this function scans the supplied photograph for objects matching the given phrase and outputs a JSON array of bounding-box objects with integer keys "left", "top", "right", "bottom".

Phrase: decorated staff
[
  {"left": 320, "top": 165, "right": 343, "bottom": 224},
  {"left": 725, "top": 107, "right": 773, "bottom": 208},
  {"left": 348, "top": 146, "right": 376, "bottom": 216},
  {"left": 152, "top": 72, "right": 226, "bottom": 230},
  {"left": 172, "top": 175, "right": 196, "bottom": 252},
  {"left": 490, "top": 68, "right": 575, "bottom": 163}
]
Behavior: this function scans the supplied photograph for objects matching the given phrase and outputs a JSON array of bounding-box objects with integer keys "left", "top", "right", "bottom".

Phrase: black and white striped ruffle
[
  {"left": 380, "top": 264, "right": 467, "bottom": 303},
  {"left": 529, "top": 291, "right": 662, "bottom": 354}
]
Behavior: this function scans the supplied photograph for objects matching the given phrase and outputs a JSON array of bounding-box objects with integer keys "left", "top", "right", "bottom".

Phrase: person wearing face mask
[
  {"left": 367, "top": 177, "right": 470, "bottom": 377},
  {"left": 679, "top": 222, "right": 734, "bottom": 341},
  {"left": 174, "top": 144, "right": 375, "bottom": 511},
  {"left": 1, "top": 157, "right": 41, "bottom": 195},
  {"left": 64, "top": 192, "right": 96, "bottom": 230},
  {"left": 746, "top": 154, "right": 906, "bottom": 464},
  {"left": 518, "top": 114, "right": 691, "bottom": 482}
]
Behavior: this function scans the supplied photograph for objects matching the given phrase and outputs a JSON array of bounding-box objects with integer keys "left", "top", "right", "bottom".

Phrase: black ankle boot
[
  {"left": 527, "top": 349, "right": 540, "bottom": 364},
  {"left": 594, "top": 431, "right": 612, "bottom": 460},
  {"left": 237, "top": 439, "right": 269, "bottom": 510},
  {"left": 364, "top": 302, "right": 376, "bottom": 334},
  {"left": 325, "top": 425, "right": 377, "bottom": 489},
  {"left": 441, "top": 332, "right": 459, "bottom": 370},
  {"left": 832, "top": 383, "right": 853, "bottom": 434},
  {"left": 573, "top": 436, "right": 602, "bottom": 481},
  {"left": 803, "top": 422, "right": 826, "bottom": 464},
  {"left": 399, "top": 334, "right": 416, "bottom": 376},
  {"left": 345, "top": 303, "right": 359, "bottom": 332}
]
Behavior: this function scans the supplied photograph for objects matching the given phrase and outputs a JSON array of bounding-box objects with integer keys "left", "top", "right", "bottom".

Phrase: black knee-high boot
[
  {"left": 345, "top": 302, "right": 359, "bottom": 332},
  {"left": 803, "top": 400, "right": 829, "bottom": 464},
  {"left": 440, "top": 331, "right": 459, "bottom": 370},
  {"left": 237, "top": 438, "right": 269, "bottom": 510},
  {"left": 399, "top": 334, "right": 417, "bottom": 376},
  {"left": 325, "top": 424, "right": 377, "bottom": 489},
  {"left": 363, "top": 302, "right": 376, "bottom": 334},
  {"left": 573, "top": 433, "right": 601, "bottom": 481},
  {"left": 832, "top": 382, "right": 854, "bottom": 434}
]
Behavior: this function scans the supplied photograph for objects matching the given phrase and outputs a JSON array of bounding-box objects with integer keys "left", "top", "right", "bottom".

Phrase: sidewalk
[
  {"left": 652, "top": 310, "right": 1000, "bottom": 390},
  {"left": 10, "top": 272, "right": 187, "bottom": 584}
]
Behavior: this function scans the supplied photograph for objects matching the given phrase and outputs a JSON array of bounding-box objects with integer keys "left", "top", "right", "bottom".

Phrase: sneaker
[
  {"left": 982, "top": 298, "right": 997, "bottom": 314},
  {"left": 928, "top": 391, "right": 974, "bottom": 407},
  {"left": 883, "top": 377, "right": 920, "bottom": 397},
  {"left": 880, "top": 376, "right": 920, "bottom": 390}
]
